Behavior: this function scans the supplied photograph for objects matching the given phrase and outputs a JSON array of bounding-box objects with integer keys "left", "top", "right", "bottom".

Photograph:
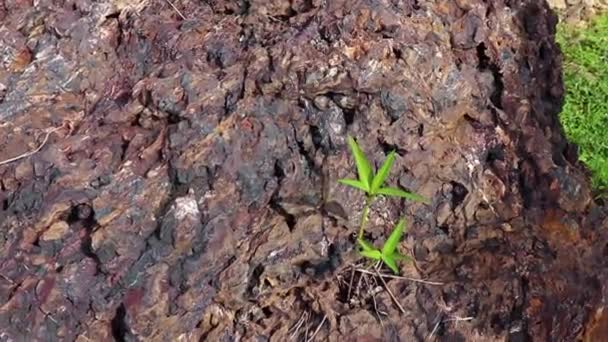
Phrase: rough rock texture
[{"left": 1, "top": 0, "right": 608, "bottom": 341}]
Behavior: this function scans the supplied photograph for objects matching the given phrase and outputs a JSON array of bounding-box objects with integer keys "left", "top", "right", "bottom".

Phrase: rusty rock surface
[{"left": 1, "top": 0, "right": 607, "bottom": 341}]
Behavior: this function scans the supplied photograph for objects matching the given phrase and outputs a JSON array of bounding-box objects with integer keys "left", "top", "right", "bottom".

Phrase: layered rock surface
[{"left": 1, "top": 0, "right": 607, "bottom": 340}]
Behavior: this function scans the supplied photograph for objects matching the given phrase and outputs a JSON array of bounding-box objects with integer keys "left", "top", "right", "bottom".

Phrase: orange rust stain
[
  {"left": 10, "top": 48, "right": 32, "bottom": 72},
  {"left": 540, "top": 209, "right": 580, "bottom": 245},
  {"left": 582, "top": 307, "right": 608, "bottom": 342},
  {"left": 526, "top": 297, "right": 543, "bottom": 318}
]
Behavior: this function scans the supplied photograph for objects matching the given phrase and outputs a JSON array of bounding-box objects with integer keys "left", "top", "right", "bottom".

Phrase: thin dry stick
[
  {"left": 164, "top": 0, "right": 187, "bottom": 20},
  {"left": 346, "top": 266, "right": 356, "bottom": 302},
  {"left": 306, "top": 315, "right": 327, "bottom": 342},
  {"left": 375, "top": 267, "right": 406, "bottom": 314},
  {"left": 0, "top": 273, "right": 14, "bottom": 284},
  {"left": 367, "top": 276, "right": 385, "bottom": 325},
  {"left": 371, "top": 276, "right": 388, "bottom": 316},
  {"left": 427, "top": 315, "right": 474, "bottom": 341},
  {"left": 355, "top": 268, "right": 444, "bottom": 286},
  {"left": 427, "top": 319, "right": 442, "bottom": 341},
  {"left": 304, "top": 311, "right": 310, "bottom": 341},
  {"left": 288, "top": 312, "right": 304, "bottom": 334},
  {"left": 39, "top": 307, "right": 58, "bottom": 325},
  {"left": 289, "top": 311, "right": 308, "bottom": 340},
  {"left": 445, "top": 316, "right": 474, "bottom": 328},
  {"left": 0, "top": 127, "right": 61, "bottom": 167},
  {"left": 355, "top": 271, "right": 365, "bottom": 299}
]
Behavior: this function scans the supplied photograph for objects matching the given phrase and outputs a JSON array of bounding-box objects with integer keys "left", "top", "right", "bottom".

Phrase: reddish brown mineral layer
[{"left": 1, "top": 0, "right": 607, "bottom": 340}]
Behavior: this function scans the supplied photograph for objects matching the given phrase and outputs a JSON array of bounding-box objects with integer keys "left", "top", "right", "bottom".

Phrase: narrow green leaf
[
  {"left": 357, "top": 238, "right": 377, "bottom": 252},
  {"left": 338, "top": 178, "right": 369, "bottom": 192},
  {"left": 346, "top": 136, "right": 373, "bottom": 189},
  {"left": 382, "top": 218, "right": 406, "bottom": 256},
  {"left": 360, "top": 249, "right": 382, "bottom": 260},
  {"left": 393, "top": 253, "right": 412, "bottom": 262},
  {"left": 377, "top": 187, "right": 430, "bottom": 203},
  {"left": 382, "top": 255, "right": 399, "bottom": 274},
  {"left": 371, "top": 151, "right": 396, "bottom": 194}
]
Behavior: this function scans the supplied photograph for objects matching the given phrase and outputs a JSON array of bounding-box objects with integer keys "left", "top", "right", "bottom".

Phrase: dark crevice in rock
[
  {"left": 105, "top": 12, "right": 120, "bottom": 20},
  {"left": 463, "top": 114, "right": 484, "bottom": 129},
  {"left": 295, "top": 129, "right": 319, "bottom": 173},
  {"left": 506, "top": 277, "right": 530, "bottom": 341},
  {"left": 241, "top": 0, "right": 251, "bottom": 15},
  {"left": 310, "top": 125, "right": 324, "bottom": 152},
  {"left": 476, "top": 43, "right": 491, "bottom": 69},
  {"left": 224, "top": 67, "right": 247, "bottom": 116},
  {"left": 270, "top": 159, "right": 296, "bottom": 229},
  {"left": 489, "top": 67, "right": 505, "bottom": 110},
  {"left": 378, "top": 139, "right": 407, "bottom": 157},
  {"left": 476, "top": 43, "right": 504, "bottom": 109},
  {"left": 517, "top": 160, "right": 538, "bottom": 209},
  {"left": 392, "top": 47, "right": 403, "bottom": 60},
  {"left": 269, "top": 199, "right": 296, "bottom": 230},
  {"left": 273, "top": 160, "right": 286, "bottom": 181},
  {"left": 298, "top": 243, "right": 340, "bottom": 277},
  {"left": 69, "top": 203, "right": 104, "bottom": 273},
  {"left": 247, "top": 264, "right": 265, "bottom": 298},
  {"left": 150, "top": 182, "right": 189, "bottom": 243},
  {"left": 342, "top": 108, "right": 355, "bottom": 127},
  {"left": 114, "top": 18, "right": 124, "bottom": 59},
  {"left": 485, "top": 145, "right": 505, "bottom": 164},
  {"left": 275, "top": 8, "right": 297, "bottom": 22},
  {"left": 450, "top": 181, "right": 469, "bottom": 209},
  {"left": 111, "top": 303, "right": 128, "bottom": 342},
  {"left": 119, "top": 138, "right": 130, "bottom": 163},
  {"left": 81, "top": 229, "right": 102, "bottom": 269}
]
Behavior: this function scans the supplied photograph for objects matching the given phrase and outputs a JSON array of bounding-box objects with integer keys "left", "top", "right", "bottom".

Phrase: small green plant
[
  {"left": 339, "top": 136, "right": 428, "bottom": 273},
  {"left": 358, "top": 218, "right": 411, "bottom": 273},
  {"left": 338, "top": 137, "right": 428, "bottom": 202}
]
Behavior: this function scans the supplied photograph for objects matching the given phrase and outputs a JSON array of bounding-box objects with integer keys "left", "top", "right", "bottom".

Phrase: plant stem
[{"left": 357, "top": 196, "right": 372, "bottom": 240}]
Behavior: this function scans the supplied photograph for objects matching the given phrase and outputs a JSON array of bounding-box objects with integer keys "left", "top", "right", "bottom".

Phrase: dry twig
[
  {"left": 355, "top": 268, "right": 444, "bottom": 286},
  {"left": 374, "top": 267, "right": 406, "bottom": 314},
  {"left": 0, "top": 126, "right": 63, "bottom": 167},
  {"left": 0, "top": 273, "right": 14, "bottom": 284},
  {"left": 164, "top": 0, "right": 187, "bottom": 20},
  {"left": 368, "top": 276, "right": 386, "bottom": 324},
  {"left": 346, "top": 266, "right": 356, "bottom": 302},
  {"left": 289, "top": 311, "right": 308, "bottom": 340},
  {"left": 304, "top": 312, "right": 310, "bottom": 341},
  {"left": 306, "top": 315, "right": 327, "bottom": 342},
  {"left": 427, "top": 315, "right": 474, "bottom": 341}
]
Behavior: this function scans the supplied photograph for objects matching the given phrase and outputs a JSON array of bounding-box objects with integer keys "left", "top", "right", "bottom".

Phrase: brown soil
[
  {"left": 1, "top": 0, "right": 607, "bottom": 341},
  {"left": 547, "top": 0, "right": 608, "bottom": 24}
]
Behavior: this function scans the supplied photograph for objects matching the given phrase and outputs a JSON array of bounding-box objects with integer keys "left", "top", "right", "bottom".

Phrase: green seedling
[
  {"left": 339, "top": 136, "right": 428, "bottom": 240},
  {"left": 338, "top": 136, "right": 429, "bottom": 202},
  {"left": 338, "top": 135, "right": 428, "bottom": 274},
  {"left": 358, "top": 218, "right": 411, "bottom": 274}
]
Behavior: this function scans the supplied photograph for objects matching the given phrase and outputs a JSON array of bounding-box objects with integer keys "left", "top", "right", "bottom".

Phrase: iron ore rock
[{"left": 1, "top": 0, "right": 607, "bottom": 341}]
